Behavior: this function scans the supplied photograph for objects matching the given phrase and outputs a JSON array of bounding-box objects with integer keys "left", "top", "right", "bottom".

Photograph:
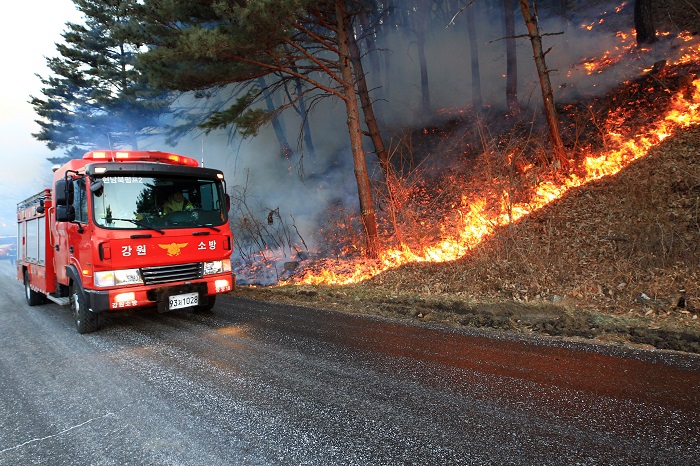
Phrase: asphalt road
[{"left": 1, "top": 260, "right": 699, "bottom": 465}]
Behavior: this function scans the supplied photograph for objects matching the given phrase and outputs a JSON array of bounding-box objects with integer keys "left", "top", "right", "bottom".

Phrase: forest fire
[
  {"left": 288, "top": 33, "right": 700, "bottom": 287},
  {"left": 576, "top": 27, "right": 690, "bottom": 77},
  {"left": 579, "top": 31, "right": 634, "bottom": 75}
]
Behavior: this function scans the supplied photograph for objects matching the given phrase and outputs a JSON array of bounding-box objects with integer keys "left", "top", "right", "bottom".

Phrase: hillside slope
[
  {"left": 377, "top": 123, "right": 698, "bottom": 324},
  {"left": 240, "top": 125, "right": 700, "bottom": 353}
]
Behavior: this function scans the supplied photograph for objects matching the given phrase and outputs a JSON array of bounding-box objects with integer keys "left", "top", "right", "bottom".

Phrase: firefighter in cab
[{"left": 162, "top": 190, "right": 193, "bottom": 215}]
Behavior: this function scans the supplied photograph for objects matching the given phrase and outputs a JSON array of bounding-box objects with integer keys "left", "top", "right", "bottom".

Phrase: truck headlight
[
  {"left": 94, "top": 268, "right": 144, "bottom": 287},
  {"left": 203, "top": 259, "right": 231, "bottom": 276}
]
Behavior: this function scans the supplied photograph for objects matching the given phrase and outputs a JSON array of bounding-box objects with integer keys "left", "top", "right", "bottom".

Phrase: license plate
[{"left": 169, "top": 292, "right": 199, "bottom": 310}]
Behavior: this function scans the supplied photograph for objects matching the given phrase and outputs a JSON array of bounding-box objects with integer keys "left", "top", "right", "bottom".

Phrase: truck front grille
[{"left": 141, "top": 263, "right": 203, "bottom": 285}]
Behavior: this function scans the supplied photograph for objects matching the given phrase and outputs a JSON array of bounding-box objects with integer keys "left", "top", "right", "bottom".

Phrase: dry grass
[
  {"left": 375, "top": 125, "right": 700, "bottom": 318},
  {"left": 235, "top": 2, "right": 700, "bottom": 353},
  {"left": 239, "top": 124, "right": 700, "bottom": 354}
]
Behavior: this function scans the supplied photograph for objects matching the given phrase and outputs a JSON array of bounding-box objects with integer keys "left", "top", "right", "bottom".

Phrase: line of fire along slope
[{"left": 295, "top": 38, "right": 700, "bottom": 286}]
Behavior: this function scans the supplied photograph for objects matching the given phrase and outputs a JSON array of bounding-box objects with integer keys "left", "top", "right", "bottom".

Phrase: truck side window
[{"left": 73, "top": 178, "right": 88, "bottom": 223}]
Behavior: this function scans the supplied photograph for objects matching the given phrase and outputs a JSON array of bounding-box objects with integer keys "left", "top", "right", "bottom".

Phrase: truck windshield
[{"left": 92, "top": 175, "right": 226, "bottom": 230}]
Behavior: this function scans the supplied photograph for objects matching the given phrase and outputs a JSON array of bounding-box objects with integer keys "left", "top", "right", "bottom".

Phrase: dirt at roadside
[{"left": 235, "top": 284, "right": 700, "bottom": 354}]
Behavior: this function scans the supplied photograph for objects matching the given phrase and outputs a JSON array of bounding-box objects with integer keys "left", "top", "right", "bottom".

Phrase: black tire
[
  {"left": 24, "top": 270, "right": 45, "bottom": 306},
  {"left": 194, "top": 295, "right": 216, "bottom": 313},
  {"left": 70, "top": 281, "right": 99, "bottom": 334}
]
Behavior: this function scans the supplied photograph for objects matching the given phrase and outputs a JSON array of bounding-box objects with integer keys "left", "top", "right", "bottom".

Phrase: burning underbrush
[
  {"left": 239, "top": 120, "right": 700, "bottom": 352},
  {"left": 234, "top": 27, "right": 700, "bottom": 353}
]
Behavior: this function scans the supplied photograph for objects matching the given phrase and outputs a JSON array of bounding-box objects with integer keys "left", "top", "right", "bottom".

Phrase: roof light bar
[{"left": 82, "top": 150, "right": 200, "bottom": 167}]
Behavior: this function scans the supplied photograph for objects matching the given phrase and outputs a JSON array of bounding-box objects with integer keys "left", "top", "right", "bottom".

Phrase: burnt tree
[
  {"left": 634, "top": 0, "right": 657, "bottom": 46},
  {"left": 518, "top": 0, "right": 568, "bottom": 168}
]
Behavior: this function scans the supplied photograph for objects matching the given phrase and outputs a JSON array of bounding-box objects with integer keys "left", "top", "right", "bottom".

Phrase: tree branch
[{"left": 447, "top": 0, "right": 476, "bottom": 27}]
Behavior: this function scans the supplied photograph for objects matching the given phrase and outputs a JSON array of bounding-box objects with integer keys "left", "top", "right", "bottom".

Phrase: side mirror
[
  {"left": 56, "top": 205, "right": 76, "bottom": 223},
  {"left": 225, "top": 194, "right": 231, "bottom": 212},
  {"left": 36, "top": 199, "right": 45, "bottom": 214},
  {"left": 55, "top": 179, "right": 74, "bottom": 206}
]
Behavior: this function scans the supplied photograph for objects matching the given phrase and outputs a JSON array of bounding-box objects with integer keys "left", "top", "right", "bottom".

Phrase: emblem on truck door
[{"left": 159, "top": 242, "right": 188, "bottom": 256}]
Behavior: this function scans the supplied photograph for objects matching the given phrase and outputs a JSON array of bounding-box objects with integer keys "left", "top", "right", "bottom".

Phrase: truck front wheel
[
  {"left": 70, "top": 282, "right": 99, "bottom": 334},
  {"left": 24, "top": 270, "right": 45, "bottom": 306}
]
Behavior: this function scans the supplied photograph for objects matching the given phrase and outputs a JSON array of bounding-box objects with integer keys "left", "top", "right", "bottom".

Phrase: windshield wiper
[{"left": 106, "top": 217, "right": 165, "bottom": 235}]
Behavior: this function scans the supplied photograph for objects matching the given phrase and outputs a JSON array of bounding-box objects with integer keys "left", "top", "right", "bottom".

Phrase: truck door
[{"left": 53, "top": 178, "right": 88, "bottom": 286}]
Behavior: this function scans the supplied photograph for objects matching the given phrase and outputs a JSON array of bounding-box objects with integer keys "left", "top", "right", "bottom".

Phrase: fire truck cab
[{"left": 17, "top": 150, "right": 235, "bottom": 333}]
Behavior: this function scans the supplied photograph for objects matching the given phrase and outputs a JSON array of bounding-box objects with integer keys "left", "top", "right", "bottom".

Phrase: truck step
[{"left": 46, "top": 295, "right": 70, "bottom": 306}]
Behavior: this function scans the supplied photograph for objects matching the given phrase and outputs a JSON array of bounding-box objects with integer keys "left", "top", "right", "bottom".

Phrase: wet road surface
[{"left": 1, "top": 260, "right": 698, "bottom": 465}]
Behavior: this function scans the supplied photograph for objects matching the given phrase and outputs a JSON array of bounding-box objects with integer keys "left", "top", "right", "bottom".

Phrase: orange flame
[{"left": 292, "top": 39, "right": 700, "bottom": 287}]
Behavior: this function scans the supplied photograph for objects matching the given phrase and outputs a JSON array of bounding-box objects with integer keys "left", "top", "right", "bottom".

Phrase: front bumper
[{"left": 84, "top": 273, "right": 235, "bottom": 313}]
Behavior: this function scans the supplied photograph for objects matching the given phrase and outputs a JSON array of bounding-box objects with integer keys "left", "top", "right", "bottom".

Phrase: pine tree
[
  {"left": 136, "top": 0, "right": 382, "bottom": 256},
  {"left": 30, "top": 0, "right": 173, "bottom": 155}
]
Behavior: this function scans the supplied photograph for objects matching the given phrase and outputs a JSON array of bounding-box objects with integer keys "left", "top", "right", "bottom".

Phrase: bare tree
[
  {"left": 413, "top": 0, "right": 432, "bottom": 116},
  {"left": 518, "top": 0, "right": 568, "bottom": 168},
  {"left": 504, "top": 0, "right": 519, "bottom": 115},
  {"left": 257, "top": 77, "right": 294, "bottom": 158},
  {"left": 466, "top": 3, "right": 483, "bottom": 111},
  {"left": 634, "top": 0, "right": 657, "bottom": 46}
]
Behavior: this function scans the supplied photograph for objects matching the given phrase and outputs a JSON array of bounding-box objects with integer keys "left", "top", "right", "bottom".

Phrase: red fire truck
[{"left": 17, "top": 150, "right": 235, "bottom": 333}]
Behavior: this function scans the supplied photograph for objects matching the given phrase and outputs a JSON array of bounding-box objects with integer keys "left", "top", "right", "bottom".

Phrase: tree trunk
[
  {"left": 518, "top": 0, "right": 568, "bottom": 168},
  {"left": 119, "top": 39, "right": 140, "bottom": 150},
  {"left": 347, "top": 20, "right": 392, "bottom": 182},
  {"left": 415, "top": 0, "right": 431, "bottom": 116},
  {"left": 466, "top": 5, "right": 483, "bottom": 111},
  {"left": 358, "top": 11, "right": 384, "bottom": 123},
  {"left": 258, "top": 77, "right": 293, "bottom": 158},
  {"left": 559, "top": 0, "right": 569, "bottom": 18},
  {"left": 503, "top": 0, "right": 519, "bottom": 115},
  {"left": 293, "top": 75, "right": 316, "bottom": 163},
  {"left": 379, "top": 0, "right": 395, "bottom": 106},
  {"left": 335, "top": 0, "right": 380, "bottom": 258},
  {"left": 634, "top": 0, "right": 657, "bottom": 46},
  {"left": 280, "top": 46, "right": 316, "bottom": 166}
]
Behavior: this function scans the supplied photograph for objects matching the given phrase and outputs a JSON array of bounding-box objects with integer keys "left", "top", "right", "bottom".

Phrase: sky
[{"left": 0, "top": 0, "right": 81, "bottom": 235}]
